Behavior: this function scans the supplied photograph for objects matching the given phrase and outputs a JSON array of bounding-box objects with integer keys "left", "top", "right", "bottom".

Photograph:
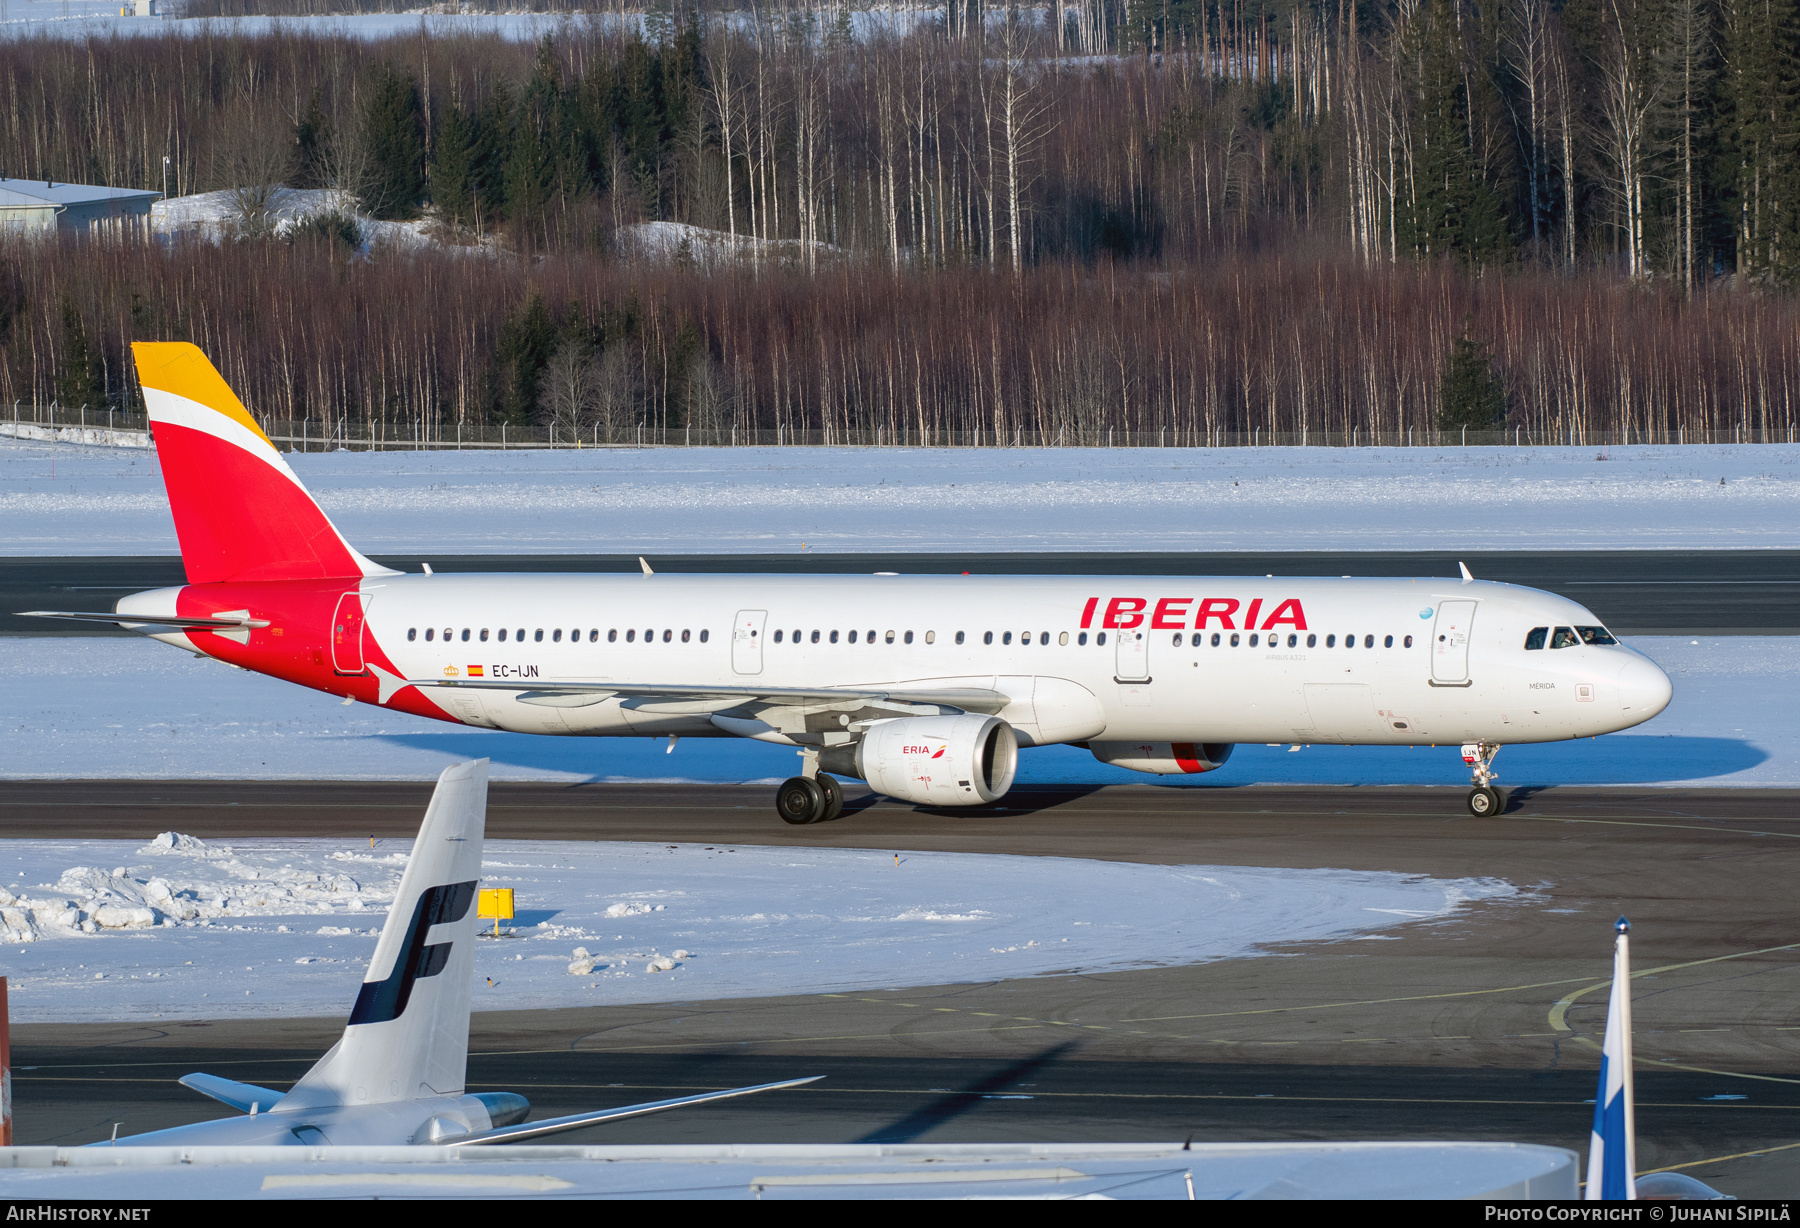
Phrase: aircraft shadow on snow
[{"left": 373, "top": 731, "right": 1770, "bottom": 792}]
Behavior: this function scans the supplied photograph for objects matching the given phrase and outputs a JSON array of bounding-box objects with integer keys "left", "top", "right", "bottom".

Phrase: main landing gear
[
  {"left": 1462, "top": 741, "right": 1506, "bottom": 817},
  {"left": 777, "top": 770, "right": 844, "bottom": 825}
]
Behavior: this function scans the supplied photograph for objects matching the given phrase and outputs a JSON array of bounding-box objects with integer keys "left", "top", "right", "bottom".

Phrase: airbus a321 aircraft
[{"left": 29, "top": 343, "right": 1672, "bottom": 822}]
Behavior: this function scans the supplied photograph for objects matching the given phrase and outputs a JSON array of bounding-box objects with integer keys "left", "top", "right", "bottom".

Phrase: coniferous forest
[{"left": 4, "top": 3, "right": 1800, "bottom": 442}]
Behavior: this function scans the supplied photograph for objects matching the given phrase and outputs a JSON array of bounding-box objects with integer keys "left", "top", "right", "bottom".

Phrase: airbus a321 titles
[{"left": 27, "top": 344, "right": 1674, "bottom": 822}]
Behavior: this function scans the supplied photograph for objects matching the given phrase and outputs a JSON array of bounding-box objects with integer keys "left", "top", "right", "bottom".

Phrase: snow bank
[
  {"left": 0, "top": 424, "right": 151, "bottom": 449},
  {"left": 0, "top": 634, "right": 1790, "bottom": 787},
  {"left": 0, "top": 835, "right": 1516, "bottom": 1022},
  {"left": 3, "top": 438, "right": 1797, "bottom": 555}
]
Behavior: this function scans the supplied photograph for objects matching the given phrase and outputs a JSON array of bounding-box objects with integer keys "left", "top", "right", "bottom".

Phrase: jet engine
[
  {"left": 1089, "top": 741, "right": 1234, "bottom": 775},
  {"left": 850, "top": 714, "right": 1018, "bottom": 805}
]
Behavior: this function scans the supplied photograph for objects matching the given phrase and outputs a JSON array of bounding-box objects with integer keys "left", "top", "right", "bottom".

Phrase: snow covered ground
[
  {"left": 0, "top": 832, "right": 1515, "bottom": 1023},
  {"left": 3, "top": 438, "right": 1796, "bottom": 555},
  {"left": 2, "top": 635, "right": 1790, "bottom": 787}
]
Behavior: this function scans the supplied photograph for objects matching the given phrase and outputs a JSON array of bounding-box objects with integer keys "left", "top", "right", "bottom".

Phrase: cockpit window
[
  {"left": 1550, "top": 626, "right": 1579, "bottom": 649},
  {"left": 1575, "top": 625, "right": 1618, "bottom": 646},
  {"left": 1524, "top": 627, "right": 1548, "bottom": 651}
]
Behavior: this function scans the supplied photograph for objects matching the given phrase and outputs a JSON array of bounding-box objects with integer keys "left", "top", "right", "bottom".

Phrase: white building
[{"left": 0, "top": 178, "right": 162, "bottom": 236}]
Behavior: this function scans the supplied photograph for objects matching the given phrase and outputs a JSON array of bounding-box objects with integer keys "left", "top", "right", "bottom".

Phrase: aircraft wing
[
  {"left": 409, "top": 678, "right": 1010, "bottom": 714},
  {"left": 445, "top": 1076, "right": 824, "bottom": 1147},
  {"left": 178, "top": 1073, "right": 287, "bottom": 1113}
]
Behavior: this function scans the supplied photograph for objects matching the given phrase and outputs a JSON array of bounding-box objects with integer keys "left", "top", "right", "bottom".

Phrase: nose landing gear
[{"left": 1462, "top": 741, "right": 1506, "bottom": 817}]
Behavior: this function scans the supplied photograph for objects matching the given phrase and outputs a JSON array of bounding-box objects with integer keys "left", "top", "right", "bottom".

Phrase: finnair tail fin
[
  {"left": 130, "top": 342, "right": 395, "bottom": 585},
  {"left": 278, "top": 760, "right": 489, "bottom": 1111}
]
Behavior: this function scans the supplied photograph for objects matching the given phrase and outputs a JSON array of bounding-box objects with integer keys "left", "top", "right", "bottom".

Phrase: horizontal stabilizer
[
  {"left": 413, "top": 679, "right": 1010, "bottom": 714},
  {"left": 447, "top": 1076, "right": 823, "bottom": 1147},
  {"left": 18, "top": 610, "right": 270, "bottom": 630},
  {"left": 178, "top": 1073, "right": 285, "bottom": 1114}
]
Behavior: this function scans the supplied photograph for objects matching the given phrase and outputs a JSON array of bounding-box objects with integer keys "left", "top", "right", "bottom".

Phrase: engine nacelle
[
  {"left": 853, "top": 714, "right": 1018, "bottom": 806},
  {"left": 1090, "top": 741, "right": 1234, "bottom": 776}
]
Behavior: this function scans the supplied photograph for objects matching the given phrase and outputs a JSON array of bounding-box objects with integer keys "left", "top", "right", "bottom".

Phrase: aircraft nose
[{"left": 1617, "top": 655, "right": 1673, "bottom": 720}]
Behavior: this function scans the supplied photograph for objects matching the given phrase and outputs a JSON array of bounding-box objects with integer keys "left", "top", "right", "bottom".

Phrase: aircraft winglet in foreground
[
  {"left": 109, "top": 759, "right": 817, "bottom": 1148},
  {"left": 26, "top": 343, "right": 1673, "bottom": 820}
]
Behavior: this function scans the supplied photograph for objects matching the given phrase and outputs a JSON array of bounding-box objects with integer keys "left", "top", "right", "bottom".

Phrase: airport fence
[{"left": 6, "top": 400, "right": 1798, "bottom": 450}]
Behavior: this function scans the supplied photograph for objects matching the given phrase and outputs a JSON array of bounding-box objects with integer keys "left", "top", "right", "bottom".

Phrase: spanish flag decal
[{"left": 468, "top": 665, "right": 485, "bottom": 677}]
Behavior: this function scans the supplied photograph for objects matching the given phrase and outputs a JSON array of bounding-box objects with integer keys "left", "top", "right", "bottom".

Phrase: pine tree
[
  {"left": 1727, "top": 0, "right": 1800, "bottom": 281},
  {"left": 493, "top": 293, "right": 557, "bottom": 427},
  {"left": 359, "top": 62, "right": 426, "bottom": 221},
  {"left": 1408, "top": 0, "right": 1514, "bottom": 266},
  {"left": 293, "top": 90, "right": 332, "bottom": 192},
  {"left": 1438, "top": 326, "right": 1509, "bottom": 429},
  {"left": 56, "top": 295, "right": 106, "bottom": 411},
  {"left": 431, "top": 99, "right": 479, "bottom": 227}
]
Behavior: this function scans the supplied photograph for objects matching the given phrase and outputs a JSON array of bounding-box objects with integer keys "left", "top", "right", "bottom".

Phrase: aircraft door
[
  {"left": 732, "top": 609, "right": 767, "bottom": 675},
  {"left": 331, "top": 591, "right": 367, "bottom": 675},
  {"left": 1431, "top": 600, "right": 1477, "bottom": 685},
  {"left": 1114, "top": 627, "right": 1150, "bottom": 683}
]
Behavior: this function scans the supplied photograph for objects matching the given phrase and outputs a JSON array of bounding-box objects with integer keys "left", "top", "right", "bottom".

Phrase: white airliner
[
  {"left": 108, "top": 759, "right": 817, "bottom": 1148},
  {"left": 27, "top": 343, "right": 1672, "bottom": 820}
]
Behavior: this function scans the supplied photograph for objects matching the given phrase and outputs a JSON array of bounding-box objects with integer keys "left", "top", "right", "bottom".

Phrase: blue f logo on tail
[
  {"left": 349, "top": 881, "right": 478, "bottom": 1026},
  {"left": 1585, "top": 917, "right": 1637, "bottom": 1200}
]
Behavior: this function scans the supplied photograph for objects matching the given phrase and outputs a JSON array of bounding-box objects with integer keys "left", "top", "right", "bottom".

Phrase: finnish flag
[{"left": 1585, "top": 917, "right": 1637, "bottom": 1200}]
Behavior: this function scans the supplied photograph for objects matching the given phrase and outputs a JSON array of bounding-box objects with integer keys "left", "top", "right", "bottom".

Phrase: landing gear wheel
[
  {"left": 818, "top": 774, "right": 845, "bottom": 822},
  {"left": 777, "top": 776, "right": 827, "bottom": 825},
  {"left": 1466, "top": 786, "right": 1503, "bottom": 817}
]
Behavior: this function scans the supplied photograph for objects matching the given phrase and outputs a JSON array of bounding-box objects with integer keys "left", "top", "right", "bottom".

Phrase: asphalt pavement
[{"left": 4, "top": 550, "right": 1797, "bottom": 636}]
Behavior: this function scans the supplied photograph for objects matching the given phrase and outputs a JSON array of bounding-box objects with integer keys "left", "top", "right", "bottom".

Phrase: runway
[
  {"left": 11, "top": 781, "right": 1800, "bottom": 1195},
  {"left": 4, "top": 549, "right": 1797, "bottom": 636}
]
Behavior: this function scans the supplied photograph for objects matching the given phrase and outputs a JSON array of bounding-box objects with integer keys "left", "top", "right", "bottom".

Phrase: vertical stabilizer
[
  {"left": 130, "top": 341, "right": 396, "bottom": 584},
  {"left": 278, "top": 760, "right": 488, "bottom": 1110}
]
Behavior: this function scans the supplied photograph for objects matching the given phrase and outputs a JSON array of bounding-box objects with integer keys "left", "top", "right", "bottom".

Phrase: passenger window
[
  {"left": 626, "top": 629, "right": 636, "bottom": 642},
  {"left": 1403, "top": 635, "right": 1412, "bottom": 648},
  {"left": 1326, "top": 635, "right": 1336, "bottom": 647},
  {"left": 1097, "top": 632, "right": 1108, "bottom": 645},
  {"left": 1230, "top": 633, "right": 1240, "bottom": 647},
  {"left": 443, "top": 627, "right": 452, "bottom": 641},
  {"left": 1383, "top": 635, "right": 1392, "bottom": 648},
  {"left": 1344, "top": 634, "right": 1354, "bottom": 648},
  {"left": 1003, "top": 632, "right": 1013, "bottom": 645},
  {"left": 481, "top": 628, "right": 491, "bottom": 642},
  {"left": 1576, "top": 626, "right": 1619, "bottom": 646},
  {"left": 774, "top": 629, "right": 783, "bottom": 643},
  {"left": 589, "top": 629, "right": 598, "bottom": 643},
  {"left": 953, "top": 631, "right": 963, "bottom": 644},
  {"left": 1057, "top": 632, "right": 1066, "bottom": 645},
  {"left": 662, "top": 629, "right": 672, "bottom": 643},
  {"left": 553, "top": 629, "right": 562, "bottom": 643},
  {"left": 849, "top": 630, "right": 859, "bottom": 644},
  {"left": 1248, "top": 633, "right": 1259, "bottom": 647},
  {"left": 1524, "top": 627, "right": 1548, "bottom": 651},
  {"left": 984, "top": 631, "right": 994, "bottom": 645},
  {"left": 1307, "top": 634, "right": 1317, "bottom": 647},
  {"left": 681, "top": 629, "right": 691, "bottom": 643},
  {"left": 1077, "top": 632, "right": 1087, "bottom": 645},
  {"left": 1172, "top": 633, "right": 1183, "bottom": 647},
  {"left": 924, "top": 631, "right": 935, "bottom": 644},
  {"left": 516, "top": 628, "right": 525, "bottom": 642},
  {"left": 425, "top": 628, "right": 435, "bottom": 641},
  {"left": 497, "top": 628, "right": 507, "bottom": 642},
  {"left": 904, "top": 631, "right": 913, "bottom": 644},
  {"left": 608, "top": 629, "right": 617, "bottom": 642},
  {"left": 1211, "top": 633, "right": 1220, "bottom": 647},
  {"left": 1288, "top": 634, "right": 1298, "bottom": 647},
  {"left": 1364, "top": 635, "right": 1374, "bottom": 648},
  {"left": 408, "top": 628, "right": 418, "bottom": 641},
  {"left": 811, "top": 630, "right": 821, "bottom": 644},
  {"left": 1551, "top": 626, "right": 1579, "bottom": 649},
  {"left": 699, "top": 629, "right": 709, "bottom": 643},
  {"left": 829, "top": 630, "right": 839, "bottom": 644}
]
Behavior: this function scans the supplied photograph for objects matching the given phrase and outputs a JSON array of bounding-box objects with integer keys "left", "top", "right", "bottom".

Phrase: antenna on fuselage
[
  {"left": 639, "top": 557, "right": 655, "bottom": 576},
  {"left": 1458, "top": 562, "right": 1474, "bottom": 583}
]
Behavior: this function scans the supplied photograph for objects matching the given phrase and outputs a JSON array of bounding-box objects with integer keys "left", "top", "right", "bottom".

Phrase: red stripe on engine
[{"left": 1173, "top": 743, "right": 1205, "bottom": 773}]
